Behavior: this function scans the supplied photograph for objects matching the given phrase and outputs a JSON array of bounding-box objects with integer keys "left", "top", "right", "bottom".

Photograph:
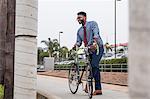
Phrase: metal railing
[{"left": 54, "top": 63, "right": 128, "bottom": 72}]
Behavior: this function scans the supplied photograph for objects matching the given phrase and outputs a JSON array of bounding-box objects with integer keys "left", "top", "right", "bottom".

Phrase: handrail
[{"left": 54, "top": 63, "right": 128, "bottom": 72}]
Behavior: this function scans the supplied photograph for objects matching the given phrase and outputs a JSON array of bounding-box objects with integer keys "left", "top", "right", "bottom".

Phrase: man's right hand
[{"left": 72, "top": 44, "right": 78, "bottom": 50}]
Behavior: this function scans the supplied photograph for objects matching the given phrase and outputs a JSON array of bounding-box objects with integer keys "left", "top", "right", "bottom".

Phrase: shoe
[
  {"left": 93, "top": 90, "right": 102, "bottom": 95},
  {"left": 84, "top": 89, "right": 88, "bottom": 93}
]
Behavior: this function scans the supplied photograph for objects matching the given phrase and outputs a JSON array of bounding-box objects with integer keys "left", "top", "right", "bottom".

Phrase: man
[{"left": 74, "top": 11, "right": 104, "bottom": 95}]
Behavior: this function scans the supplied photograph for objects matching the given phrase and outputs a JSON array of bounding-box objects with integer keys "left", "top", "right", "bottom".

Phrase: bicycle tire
[{"left": 68, "top": 63, "right": 79, "bottom": 94}]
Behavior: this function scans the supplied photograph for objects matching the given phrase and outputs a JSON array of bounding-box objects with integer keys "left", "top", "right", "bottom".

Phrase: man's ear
[{"left": 84, "top": 17, "right": 86, "bottom": 21}]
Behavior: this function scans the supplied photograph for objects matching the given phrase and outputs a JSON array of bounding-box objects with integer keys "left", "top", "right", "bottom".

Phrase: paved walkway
[{"left": 37, "top": 75, "right": 130, "bottom": 99}]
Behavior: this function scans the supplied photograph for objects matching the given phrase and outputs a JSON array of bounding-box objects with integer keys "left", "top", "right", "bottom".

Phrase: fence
[{"left": 54, "top": 63, "right": 128, "bottom": 72}]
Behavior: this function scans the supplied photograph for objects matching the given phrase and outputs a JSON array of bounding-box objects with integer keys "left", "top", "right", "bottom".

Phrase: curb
[{"left": 37, "top": 90, "right": 62, "bottom": 99}]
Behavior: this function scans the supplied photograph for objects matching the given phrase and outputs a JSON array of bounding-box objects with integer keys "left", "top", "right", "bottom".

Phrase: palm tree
[
  {"left": 41, "top": 38, "right": 53, "bottom": 57},
  {"left": 52, "top": 39, "right": 60, "bottom": 60},
  {"left": 59, "top": 46, "right": 69, "bottom": 60},
  {"left": 41, "top": 38, "right": 69, "bottom": 61},
  {"left": 38, "top": 47, "right": 44, "bottom": 64},
  {"left": 52, "top": 39, "right": 60, "bottom": 50}
]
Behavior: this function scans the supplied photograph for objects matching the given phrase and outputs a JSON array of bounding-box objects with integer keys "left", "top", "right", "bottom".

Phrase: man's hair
[{"left": 77, "top": 11, "right": 86, "bottom": 17}]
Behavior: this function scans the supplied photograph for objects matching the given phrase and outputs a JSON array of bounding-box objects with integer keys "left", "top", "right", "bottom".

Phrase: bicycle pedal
[{"left": 79, "top": 81, "right": 83, "bottom": 84}]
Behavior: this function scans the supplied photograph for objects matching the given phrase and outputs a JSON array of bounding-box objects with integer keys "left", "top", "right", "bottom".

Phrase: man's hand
[
  {"left": 88, "top": 40, "right": 97, "bottom": 52},
  {"left": 88, "top": 44, "right": 97, "bottom": 52},
  {"left": 72, "top": 44, "right": 78, "bottom": 50}
]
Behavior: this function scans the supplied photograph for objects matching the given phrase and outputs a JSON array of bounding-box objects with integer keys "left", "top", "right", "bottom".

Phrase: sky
[{"left": 38, "top": 0, "right": 129, "bottom": 49}]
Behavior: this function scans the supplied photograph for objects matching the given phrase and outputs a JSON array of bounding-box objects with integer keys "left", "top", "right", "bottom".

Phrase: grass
[{"left": 0, "top": 84, "right": 4, "bottom": 99}]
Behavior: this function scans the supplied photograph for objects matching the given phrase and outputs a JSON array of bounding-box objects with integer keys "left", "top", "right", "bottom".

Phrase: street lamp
[
  {"left": 58, "top": 31, "right": 63, "bottom": 62},
  {"left": 114, "top": 0, "right": 122, "bottom": 58}
]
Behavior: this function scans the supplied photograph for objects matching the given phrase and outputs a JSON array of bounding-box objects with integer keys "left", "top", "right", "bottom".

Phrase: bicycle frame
[{"left": 71, "top": 47, "right": 91, "bottom": 84}]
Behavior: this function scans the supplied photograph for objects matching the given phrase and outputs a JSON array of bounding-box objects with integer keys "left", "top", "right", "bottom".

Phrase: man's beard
[{"left": 78, "top": 20, "right": 84, "bottom": 25}]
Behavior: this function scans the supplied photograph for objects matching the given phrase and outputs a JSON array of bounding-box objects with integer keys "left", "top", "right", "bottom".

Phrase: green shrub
[
  {"left": 38, "top": 52, "right": 49, "bottom": 65},
  {"left": 0, "top": 85, "right": 4, "bottom": 99},
  {"left": 39, "top": 52, "right": 49, "bottom": 58},
  {"left": 100, "top": 58, "right": 127, "bottom": 64}
]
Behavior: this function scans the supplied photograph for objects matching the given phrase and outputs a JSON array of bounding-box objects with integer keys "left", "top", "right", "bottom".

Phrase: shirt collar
[{"left": 82, "top": 21, "right": 88, "bottom": 27}]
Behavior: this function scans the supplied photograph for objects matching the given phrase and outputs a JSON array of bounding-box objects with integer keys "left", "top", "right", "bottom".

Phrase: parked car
[
  {"left": 103, "top": 53, "right": 113, "bottom": 59},
  {"left": 37, "top": 65, "right": 45, "bottom": 72},
  {"left": 121, "top": 53, "right": 128, "bottom": 58},
  {"left": 103, "top": 52, "right": 128, "bottom": 60}
]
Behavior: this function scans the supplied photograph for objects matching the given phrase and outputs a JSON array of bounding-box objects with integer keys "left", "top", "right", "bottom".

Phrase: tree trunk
[
  {"left": 4, "top": 0, "right": 16, "bottom": 98},
  {"left": 0, "top": 0, "right": 16, "bottom": 99},
  {"left": 48, "top": 50, "right": 52, "bottom": 57},
  {"left": 0, "top": 0, "right": 7, "bottom": 85}
]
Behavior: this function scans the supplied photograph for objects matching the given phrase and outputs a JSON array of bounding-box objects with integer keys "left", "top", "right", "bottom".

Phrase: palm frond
[{"left": 41, "top": 40, "right": 49, "bottom": 46}]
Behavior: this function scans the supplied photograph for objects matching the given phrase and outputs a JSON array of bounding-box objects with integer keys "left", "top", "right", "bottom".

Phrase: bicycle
[{"left": 68, "top": 46, "right": 93, "bottom": 99}]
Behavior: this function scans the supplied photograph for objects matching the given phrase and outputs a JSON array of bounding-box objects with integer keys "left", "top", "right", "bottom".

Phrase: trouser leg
[{"left": 90, "top": 47, "right": 104, "bottom": 90}]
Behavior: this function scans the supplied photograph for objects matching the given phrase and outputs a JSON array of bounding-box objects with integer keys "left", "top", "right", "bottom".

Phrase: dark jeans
[{"left": 90, "top": 45, "right": 104, "bottom": 90}]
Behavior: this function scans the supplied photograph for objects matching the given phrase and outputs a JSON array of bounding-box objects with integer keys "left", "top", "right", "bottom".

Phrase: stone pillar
[
  {"left": 129, "top": 0, "right": 150, "bottom": 99},
  {"left": 44, "top": 57, "right": 54, "bottom": 71},
  {"left": 14, "top": 0, "right": 38, "bottom": 99}
]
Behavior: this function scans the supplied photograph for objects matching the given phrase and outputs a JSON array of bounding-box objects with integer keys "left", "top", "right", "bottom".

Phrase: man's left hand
[{"left": 89, "top": 44, "right": 97, "bottom": 52}]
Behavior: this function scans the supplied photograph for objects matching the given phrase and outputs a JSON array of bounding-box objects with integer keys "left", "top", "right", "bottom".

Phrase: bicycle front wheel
[
  {"left": 86, "top": 65, "right": 93, "bottom": 99},
  {"left": 68, "top": 63, "right": 79, "bottom": 94}
]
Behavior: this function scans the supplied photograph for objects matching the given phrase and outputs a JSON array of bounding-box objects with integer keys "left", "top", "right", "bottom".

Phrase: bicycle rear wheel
[
  {"left": 68, "top": 63, "right": 79, "bottom": 94},
  {"left": 85, "top": 65, "right": 93, "bottom": 99}
]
